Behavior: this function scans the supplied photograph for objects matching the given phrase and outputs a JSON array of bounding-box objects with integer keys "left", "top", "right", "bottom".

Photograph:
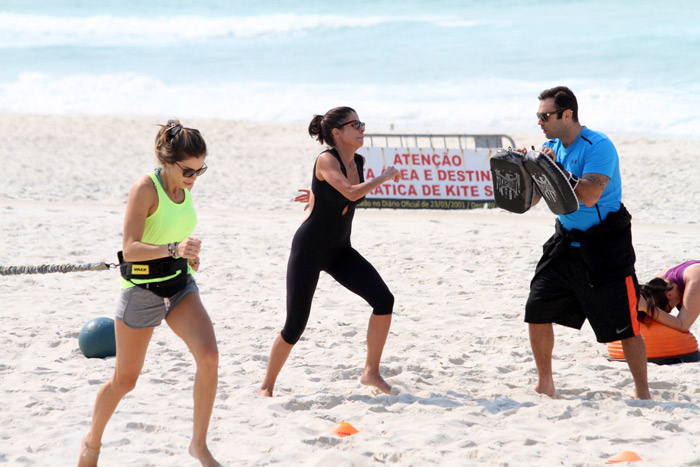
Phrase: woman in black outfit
[{"left": 258, "top": 107, "right": 401, "bottom": 396}]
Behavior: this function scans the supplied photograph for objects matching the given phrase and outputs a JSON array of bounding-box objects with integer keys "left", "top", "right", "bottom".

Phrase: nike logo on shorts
[{"left": 616, "top": 325, "right": 631, "bottom": 334}]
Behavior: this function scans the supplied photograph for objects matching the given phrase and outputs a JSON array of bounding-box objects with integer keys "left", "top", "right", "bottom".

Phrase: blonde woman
[{"left": 79, "top": 120, "right": 220, "bottom": 467}]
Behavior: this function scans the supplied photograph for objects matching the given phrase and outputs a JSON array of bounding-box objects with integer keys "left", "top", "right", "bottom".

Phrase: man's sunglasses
[
  {"left": 175, "top": 161, "right": 208, "bottom": 178},
  {"left": 338, "top": 119, "right": 365, "bottom": 130},
  {"left": 536, "top": 109, "right": 567, "bottom": 122}
]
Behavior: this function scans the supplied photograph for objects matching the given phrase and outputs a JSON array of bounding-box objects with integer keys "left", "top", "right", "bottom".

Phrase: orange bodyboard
[{"left": 608, "top": 320, "right": 699, "bottom": 361}]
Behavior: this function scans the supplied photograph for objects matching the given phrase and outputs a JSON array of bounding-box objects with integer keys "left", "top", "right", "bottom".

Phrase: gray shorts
[{"left": 115, "top": 275, "right": 199, "bottom": 329}]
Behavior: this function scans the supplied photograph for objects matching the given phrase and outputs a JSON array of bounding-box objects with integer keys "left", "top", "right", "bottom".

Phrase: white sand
[{"left": 2, "top": 114, "right": 700, "bottom": 465}]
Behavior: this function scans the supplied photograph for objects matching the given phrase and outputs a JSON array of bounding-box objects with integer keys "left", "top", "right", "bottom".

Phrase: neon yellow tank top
[{"left": 120, "top": 170, "right": 198, "bottom": 289}]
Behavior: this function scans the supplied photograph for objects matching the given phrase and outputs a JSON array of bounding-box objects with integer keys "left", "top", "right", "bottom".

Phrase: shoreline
[{"left": 1, "top": 110, "right": 698, "bottom": 141}]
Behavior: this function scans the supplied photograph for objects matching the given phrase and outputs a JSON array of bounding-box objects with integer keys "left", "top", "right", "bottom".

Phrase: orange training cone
[
  {"left": 330, "top": 422, "right": 359, "bottom": 437},
  {"left": 606, "top": 450, "right": 643, "bottom": 463}
]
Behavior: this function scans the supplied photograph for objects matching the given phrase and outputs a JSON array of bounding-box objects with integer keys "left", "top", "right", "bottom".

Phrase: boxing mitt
[
  {"left": 523, "top": 150, "right": 579, "bottom": 215},
  {"left": 489, "top": 148, "right": 535, "bottom": 214}
]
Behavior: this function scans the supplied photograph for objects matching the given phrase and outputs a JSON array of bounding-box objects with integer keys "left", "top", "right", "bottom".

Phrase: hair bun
[
  {"left": 309, "top": 115, "right": 323, "bottom": 134},
  {"left": 167, "top": 118, "right": 182, "bottom": 136}
]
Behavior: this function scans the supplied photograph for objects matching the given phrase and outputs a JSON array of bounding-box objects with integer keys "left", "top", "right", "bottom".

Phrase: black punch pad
[
  {"left": 489, "top": 148, "right": 534, "bottom": 213},
  {"left": 523, "top": 150, "right": 579, "bottom": 215}
]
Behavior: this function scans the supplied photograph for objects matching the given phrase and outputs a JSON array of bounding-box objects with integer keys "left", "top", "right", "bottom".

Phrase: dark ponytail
[
  {"left": 308, "top": 114, "right": 326, "bottom": 144},
  {"left": 637, "top": 285, "right": 657, "bottom": 325},
  {"left": 637, "top": 278, "right": 675, "bottom": 325},
  {"left": 154, "top": 118, "right": 207, "bottom": 165},
  {"left": 644, "top": 278, "right": 673, "bottom": 311},
  {"left": 308, "top": 106, "right": 355, "bottom": 147}
]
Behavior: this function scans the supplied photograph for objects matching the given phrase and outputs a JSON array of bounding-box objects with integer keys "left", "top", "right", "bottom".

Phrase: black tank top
[
  {"left": 312, "top": 148, "right": 365, "bottom": 210},
  {"left": 297, "top": 148, "right": 365, "bottom": 249}
]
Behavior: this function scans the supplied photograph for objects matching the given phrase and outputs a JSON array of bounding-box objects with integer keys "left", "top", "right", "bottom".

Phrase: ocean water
[{"left": 1, "top": 0, "right": 699, "bottom": 137}]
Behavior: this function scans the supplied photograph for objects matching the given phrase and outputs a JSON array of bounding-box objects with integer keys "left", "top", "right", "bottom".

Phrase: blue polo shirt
[{"left": 543, "top": 127, "right": 621, "bottom": 232}]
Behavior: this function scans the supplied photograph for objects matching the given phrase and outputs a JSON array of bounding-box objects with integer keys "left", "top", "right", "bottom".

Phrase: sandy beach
[{"left": 2, "top": 113, "right": 700, "bottom": 466}]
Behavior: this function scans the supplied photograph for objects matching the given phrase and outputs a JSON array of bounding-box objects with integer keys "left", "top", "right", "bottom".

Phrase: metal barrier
[{"left": 363, "top": 134, "right": 516, "bottom": 151}]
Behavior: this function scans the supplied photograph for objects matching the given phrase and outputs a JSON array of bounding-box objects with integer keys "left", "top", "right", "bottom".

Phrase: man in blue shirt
[{"left": 519, "top": 86, "right": 650, "bottom": 399}]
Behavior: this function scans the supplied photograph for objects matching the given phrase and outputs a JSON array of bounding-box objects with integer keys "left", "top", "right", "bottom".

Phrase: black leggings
[{"left": 281, "top": 246, "right": 394, "bottom": 345}]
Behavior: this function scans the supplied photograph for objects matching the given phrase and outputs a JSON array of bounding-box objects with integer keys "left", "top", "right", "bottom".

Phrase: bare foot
[
  {"left": 189, "top": 442, "right": 222, "bottom": 467},
  {"left": 633, "top": 390, "right": 652, "bottom": 400},
  {"left": 258, "top": 386, "right": 273, "bottom": 397},
  {"left": 360, "top": 372, "right": 398, "bottom": 395},
  {"left": 534, "top": 379, "right": 556, "bottom": 398},
  {"left": 78, "top": 434, "right": 100, "bottom": 467}
]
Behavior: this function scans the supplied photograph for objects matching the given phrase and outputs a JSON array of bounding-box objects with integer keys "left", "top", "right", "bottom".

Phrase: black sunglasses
[
  {"left": 175, "top": 161, "right": 207, "bottom": 178},
  {"left": 536, "top": 109, "right": 567, "bottom": 122},
  {"left": 338, "top": 119, "right": 365, "bottom": 130}
]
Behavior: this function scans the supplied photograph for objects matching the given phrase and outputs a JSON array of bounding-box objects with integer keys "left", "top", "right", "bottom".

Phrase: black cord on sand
[{"left": 0, "top": 262, "right": 116, "bottom": 276}]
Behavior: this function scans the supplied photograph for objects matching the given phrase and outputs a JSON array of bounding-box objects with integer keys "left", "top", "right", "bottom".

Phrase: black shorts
[{"left": 525, "top": 247, "right": 640, "bottom": 343}]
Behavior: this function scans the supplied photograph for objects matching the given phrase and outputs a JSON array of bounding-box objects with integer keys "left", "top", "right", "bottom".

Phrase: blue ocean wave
[
  {"left": 0, "top": 12, "right": 493, "bottom": 47},
  {"left": 1, "top": 1, "right": 698, "bottom": 138},
  {"left": 1, "top": 72, "right": 697, "bottom": 137}
]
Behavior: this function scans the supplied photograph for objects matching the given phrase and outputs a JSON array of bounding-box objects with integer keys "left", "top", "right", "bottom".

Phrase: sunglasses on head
[
  {"left": 175, "top": 161, "right": 208, "bottom": 178},
  {"left": 536, "top": 109, "right": 567, "bottom": 122},
  {"left": 338, "top": 119, "right": 365, "bottom": 130}
]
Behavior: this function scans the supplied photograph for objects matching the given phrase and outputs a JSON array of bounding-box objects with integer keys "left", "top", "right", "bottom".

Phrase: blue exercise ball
[{"left": 79, "top": 317, "right": 116, "bottom": 359}]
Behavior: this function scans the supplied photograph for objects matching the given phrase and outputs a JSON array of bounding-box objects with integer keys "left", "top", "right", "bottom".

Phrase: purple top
[{"left": 664, "top": 260, "right": 700, "bottom": 295}]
